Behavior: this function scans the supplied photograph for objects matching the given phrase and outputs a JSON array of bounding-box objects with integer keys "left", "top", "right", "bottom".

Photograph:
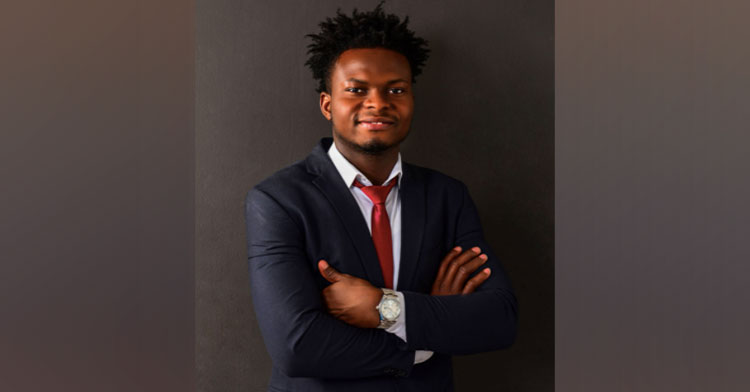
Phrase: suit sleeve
[
  {"left": 245, "top": 188, "right": 415, "bottom": 378},
  {"left": 401, "top": 183, "right": 519, "bottom": 354}
]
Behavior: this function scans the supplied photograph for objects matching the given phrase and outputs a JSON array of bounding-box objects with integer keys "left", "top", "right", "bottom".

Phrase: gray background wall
[
  {"left": 195, "top": 1, "right": 553, "bottom": 391},
  {"left": 2, "top": 1, "right": 194, "bottom": 391},
  {"left": 556, "top": 0, "right": 750, "bottom": 390}
]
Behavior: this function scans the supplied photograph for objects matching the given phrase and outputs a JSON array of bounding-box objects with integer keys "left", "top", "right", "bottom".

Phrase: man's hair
[{"left": 305, "top": 2, "right": 430, "bottom": 93}]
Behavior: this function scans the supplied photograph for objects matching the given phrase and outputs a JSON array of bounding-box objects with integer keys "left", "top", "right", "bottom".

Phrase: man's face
[{"left": 320, "top": 48, "right": 414, "bottom": 155}]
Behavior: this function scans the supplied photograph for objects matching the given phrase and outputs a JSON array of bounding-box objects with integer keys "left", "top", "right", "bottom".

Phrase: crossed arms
[{"left": 245, "top": 183, "right": 518, "bottom": 378}]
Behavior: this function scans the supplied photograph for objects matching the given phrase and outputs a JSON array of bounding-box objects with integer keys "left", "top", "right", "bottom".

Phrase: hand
[
  {"left": 318, "top": 260, "right": 382, "bottom": 328},
  {"left": 430, "top": 246, "right": 491, "bottom": 296}
]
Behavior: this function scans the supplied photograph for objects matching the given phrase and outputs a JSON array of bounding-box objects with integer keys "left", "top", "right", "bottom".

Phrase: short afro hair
[{"left": 305, "top": 2, "right": 430, "bottom": 93}]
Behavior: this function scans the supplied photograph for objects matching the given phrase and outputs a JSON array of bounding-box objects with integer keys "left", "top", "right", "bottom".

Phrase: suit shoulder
[
  {"left": 405, "top": 162, "right": 467, "bottom": 192},
  {"left": 247, "top": 159, "right": 312, "bottom": 199}
]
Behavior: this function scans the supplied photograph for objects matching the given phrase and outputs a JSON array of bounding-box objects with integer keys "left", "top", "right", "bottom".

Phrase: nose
[{"left": 364, "top": 89, "right": 390, "bottom": 110}]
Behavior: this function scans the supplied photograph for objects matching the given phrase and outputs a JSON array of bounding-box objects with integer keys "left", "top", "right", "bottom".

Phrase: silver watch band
[{"left": 376, "top": 289, "right": 400, "bottom": 329}]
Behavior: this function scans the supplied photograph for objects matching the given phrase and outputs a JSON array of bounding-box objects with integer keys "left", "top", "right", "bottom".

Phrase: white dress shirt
[{"left": 328, "top": 141, "right": 433, "bottom": 365}]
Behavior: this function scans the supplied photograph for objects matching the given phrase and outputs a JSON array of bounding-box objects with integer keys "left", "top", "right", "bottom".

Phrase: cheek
[
  {"left": 397, "top": 100, "right": 414, "bottom": 114},
  {"left": 331, "top": 103, "right": 353, "bottom": 116},
  {"left": 331, "top": 111, "right": 349, "bottom": 126},
  {"left": 398, "top": 109, "right": 414, "bottom": 123}
]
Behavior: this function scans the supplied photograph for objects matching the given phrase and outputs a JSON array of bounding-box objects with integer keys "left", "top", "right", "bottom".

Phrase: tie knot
[{"left": 353, "top": 176, "right": 398, "bottom": 204}]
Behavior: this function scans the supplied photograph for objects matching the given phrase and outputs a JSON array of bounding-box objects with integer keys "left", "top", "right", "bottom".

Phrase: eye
[
  {"left": 389, "top": 88, "right": 406, "bottom": 94},
  {"left": 345, "top": 87, "right": 365, "bottom": 94}
]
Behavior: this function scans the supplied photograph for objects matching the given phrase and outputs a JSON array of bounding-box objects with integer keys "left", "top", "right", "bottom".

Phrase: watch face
[{"left": 381, "top": 299, "right": 400, "bottom": 321}]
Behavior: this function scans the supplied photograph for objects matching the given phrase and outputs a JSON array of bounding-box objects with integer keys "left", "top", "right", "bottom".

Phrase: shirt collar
[{"left": 327, "top": 140, "right": 402, "bottom": 188}]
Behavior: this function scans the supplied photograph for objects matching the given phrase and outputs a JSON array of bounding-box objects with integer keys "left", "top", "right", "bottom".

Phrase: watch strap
[{"left": 376, "top": 289, "right": 400, "bottom": 329}]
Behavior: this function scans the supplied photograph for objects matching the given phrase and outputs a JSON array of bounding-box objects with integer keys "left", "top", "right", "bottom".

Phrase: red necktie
[{"left": 353, "top": 177, "right": 398, "bottom": 289}]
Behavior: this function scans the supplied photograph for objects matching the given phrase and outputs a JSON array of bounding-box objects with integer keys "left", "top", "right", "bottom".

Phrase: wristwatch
[{"left": 376, "top": 288, "right": 401, "bottom": 329}]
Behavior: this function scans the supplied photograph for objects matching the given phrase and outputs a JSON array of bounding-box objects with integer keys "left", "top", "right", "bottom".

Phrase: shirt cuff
[
  {"left": 384, "top": 292, "right": 434, "bottom": 364},
  {"left": 385, "top": 291, "right": 407, "bottom": 341},
  {"left": 414, "top": 350, "right": 434, "bottom": 364}
]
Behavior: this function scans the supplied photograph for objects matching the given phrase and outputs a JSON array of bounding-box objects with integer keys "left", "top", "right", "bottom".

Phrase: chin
[
  {"left": 334, "top": 127, "right": 408, "bottom": 156},
  {"left": 356, "top": 139, "right": 393, "bottom": 155}
]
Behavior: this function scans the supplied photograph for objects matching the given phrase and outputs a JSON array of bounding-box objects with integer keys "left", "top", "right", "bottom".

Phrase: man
[{"left": 245, "top": 4, "right": 517, "bottom": 391}]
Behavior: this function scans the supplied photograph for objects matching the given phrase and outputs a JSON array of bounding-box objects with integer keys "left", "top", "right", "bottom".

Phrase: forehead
[{"left": 331, "top": 48, "right": 412, "bottom": 83}]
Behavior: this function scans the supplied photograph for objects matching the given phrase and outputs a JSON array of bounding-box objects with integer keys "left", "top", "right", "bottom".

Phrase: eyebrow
[{"left": 345, "top": 78, "right": 409, "bottom": 85}]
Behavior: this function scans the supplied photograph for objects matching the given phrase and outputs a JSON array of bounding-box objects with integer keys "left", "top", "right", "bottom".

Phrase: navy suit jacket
[{"left": 245, "top": 138, "right": 518, "bottom": 391}]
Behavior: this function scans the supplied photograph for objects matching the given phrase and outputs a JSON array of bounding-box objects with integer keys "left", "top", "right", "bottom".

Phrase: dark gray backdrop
[
  {"left": 556, "top": 0, "right": 750, "bottom": 390},
  {"left": 196, "top": 1, "right": 553, "bottom": 391},
  {"left": 2, "top": 1, "right": 194, "bottom": 391}
]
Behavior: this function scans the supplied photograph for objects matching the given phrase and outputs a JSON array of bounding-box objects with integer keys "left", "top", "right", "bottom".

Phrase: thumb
[{"left": 318, "top": 260, "right": 341, "bottom": 283}]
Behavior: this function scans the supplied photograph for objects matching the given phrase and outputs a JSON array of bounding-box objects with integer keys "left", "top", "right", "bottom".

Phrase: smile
[{"left": 357, "top": 120, "right": 395, "bottom": 130}]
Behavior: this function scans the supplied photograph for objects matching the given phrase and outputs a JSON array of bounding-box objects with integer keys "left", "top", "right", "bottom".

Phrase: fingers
[
  {"left": 462, "top": 267, "right": 491, "bottom": 294},
  {"left": 432, "top": 246, "right": 462, "bottom": 293},
  {"left": 441, "top": 247, "right": 484, "bottom": 293},
  {"left": 318, "top": 260, "right": 341, "bottom": 283},
  {"left": 449, "top": 252, "right": 488, "bottom": 293}
]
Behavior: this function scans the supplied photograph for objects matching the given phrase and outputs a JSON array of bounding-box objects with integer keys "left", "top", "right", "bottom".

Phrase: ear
[{"left": 319, "top": 91, "right": 332, "bottom": 121}]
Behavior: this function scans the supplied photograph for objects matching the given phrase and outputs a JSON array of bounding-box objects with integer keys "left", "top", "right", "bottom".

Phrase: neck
[{"left": 333, "top": 138, "right": 399, "bottom": 186}]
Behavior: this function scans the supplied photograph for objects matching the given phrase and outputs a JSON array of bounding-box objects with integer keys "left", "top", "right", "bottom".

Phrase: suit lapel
[
  {"left": 397, "top": 162, "right": 426, "bottom": 290},
  {"left": 308, "top": 139, "right": 386, "bottom": 288}
]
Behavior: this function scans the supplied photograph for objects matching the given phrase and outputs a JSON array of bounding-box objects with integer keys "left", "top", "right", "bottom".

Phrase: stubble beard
[{"left": 332, "top": 123, "right": 409, "bottom": 156}]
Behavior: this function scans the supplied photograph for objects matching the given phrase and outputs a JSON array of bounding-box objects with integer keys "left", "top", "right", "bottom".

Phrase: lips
[{"left": 357, "top": 117, "right": 395, "bottom": 130}]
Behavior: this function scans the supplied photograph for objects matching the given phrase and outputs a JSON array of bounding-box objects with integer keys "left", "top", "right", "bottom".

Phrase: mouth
[{"left": 356, "top": 117, "right": 396, "bottom": 130}]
